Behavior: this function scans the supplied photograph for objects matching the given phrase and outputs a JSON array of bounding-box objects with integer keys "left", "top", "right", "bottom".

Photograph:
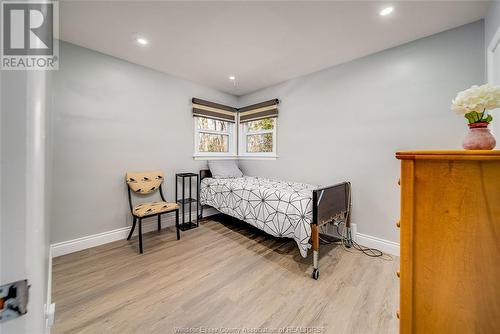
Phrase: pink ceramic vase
[{"left": 462, "top": 122, "right": 496, "bottom": 150}]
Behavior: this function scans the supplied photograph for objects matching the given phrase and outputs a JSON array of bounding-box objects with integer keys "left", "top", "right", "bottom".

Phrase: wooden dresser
[{"left": 395, "top": 150, "right": 500, "bottom": 334}]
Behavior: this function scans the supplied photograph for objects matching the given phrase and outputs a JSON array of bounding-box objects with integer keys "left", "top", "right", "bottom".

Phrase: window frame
[
  {"left": 193, "top": 117, "right": 237, "bottom": 158},
  {"left": 238, "top": 117, "right": 277, "bottom": 158}
]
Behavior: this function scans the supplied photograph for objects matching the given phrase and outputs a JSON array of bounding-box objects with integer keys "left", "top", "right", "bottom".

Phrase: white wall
[
  {"left": 237, "top": 21, "right": 485, "bottom": 243},
  {"left": 1, "top": 70, "right": 50, "bottom": 333},
  {"left": 51, "top": 42, "right": 237, "bottom": 243}
]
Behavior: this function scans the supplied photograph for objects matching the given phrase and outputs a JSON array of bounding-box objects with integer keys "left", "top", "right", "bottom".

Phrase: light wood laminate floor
[{"left": 52, "top": 215, "right": 399, "bottom": 334}]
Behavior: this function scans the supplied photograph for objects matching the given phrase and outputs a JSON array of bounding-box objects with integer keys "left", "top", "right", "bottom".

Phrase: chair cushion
[
  {"left": 133, "top": 201, "right": 179, "bottom": 217},
  {"left": 126, "top": 171, "right": 164, "bottom": 194}
]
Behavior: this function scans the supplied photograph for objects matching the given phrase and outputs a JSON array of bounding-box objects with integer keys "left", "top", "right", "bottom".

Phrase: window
[
  {"left": 192, "top": 97, "right": 278, "bottom": 159},
  {"left": 194, "top": 117, "right": 236, "bottom": 157},
  {"left": 239, "top": 118, "right": 277, "bottom": 157}
]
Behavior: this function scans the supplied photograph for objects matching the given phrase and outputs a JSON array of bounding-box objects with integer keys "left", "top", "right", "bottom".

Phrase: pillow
[{"left": 208, "top": 160, "right": 243, "bottom": 179}]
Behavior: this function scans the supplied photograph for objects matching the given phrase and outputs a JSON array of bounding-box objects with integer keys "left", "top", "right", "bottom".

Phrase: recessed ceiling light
[
  {"left": 379, "top": 6, "right": 394, "bottom": 16},
  {"left": 135, "top": 36, "right": 148, "bottom": 46},
  {"left": 229, "top": 76, "right": 236, "bottom": 81}
]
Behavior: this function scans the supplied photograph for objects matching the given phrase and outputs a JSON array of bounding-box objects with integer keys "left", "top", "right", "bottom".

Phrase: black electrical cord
[
  {"left": 316, "top": 182, "right": 390, "bottom": 260},
  {"left": 319, "top": 224, "right": 388, "bottom": 258},
  {"left": 336, "top": 223, "right": 384, "bottom": 257},
  {"left": 351, "top": 240, "right": 384, "bottom": 257}
]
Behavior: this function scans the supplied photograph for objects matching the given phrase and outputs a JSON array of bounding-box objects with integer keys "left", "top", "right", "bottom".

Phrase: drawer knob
[
  {"left": 396, "top": 271, "right": 400, "bottom": 278},
  {"left": 396, "top": 311, "right": 400, "bottom": 319},
  {"left": 396, "top": 220, "right": 400, "bottom": 228},
  {"left": 398, "top": 178, "right": 400, "bottom": 186}
]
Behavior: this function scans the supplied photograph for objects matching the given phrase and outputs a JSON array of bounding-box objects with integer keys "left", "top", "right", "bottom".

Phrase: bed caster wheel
[{"left": 312, "top": 269, "right": 320, "bottom": 280}]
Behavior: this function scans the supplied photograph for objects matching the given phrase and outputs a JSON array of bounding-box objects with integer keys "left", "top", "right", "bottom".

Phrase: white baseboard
[
  {"left": 51, "top": 210, "right": 400, "bottom": 258},
  {"left": 50, "top": 208, "right": 218, "bottom": 258},
  {"left": 354, "top": 229, "right": 400, "bottom": 256}
]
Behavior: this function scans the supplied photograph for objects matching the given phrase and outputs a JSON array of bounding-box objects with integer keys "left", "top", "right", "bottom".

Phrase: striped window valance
[
  {"left": 238, "top": 99, "right": 279, "bottom": 123},
  {"left": 192, "top": 98, "right": 237, "bottom": 123}
]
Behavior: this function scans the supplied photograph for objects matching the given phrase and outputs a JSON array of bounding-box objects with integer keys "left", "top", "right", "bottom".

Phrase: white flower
[{"left": 451, "top": 84, "right": 500, "bottom": 114}]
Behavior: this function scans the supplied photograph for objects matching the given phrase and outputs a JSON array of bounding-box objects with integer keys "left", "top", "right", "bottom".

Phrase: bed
[{"left": 199, "top": 169, "right": 352, "bottom": 279}]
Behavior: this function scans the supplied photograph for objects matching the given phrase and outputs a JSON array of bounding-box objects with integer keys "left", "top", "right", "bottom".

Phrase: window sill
[
  {"left": 193, "top": 155, "right": 238, "bottom": 160},
  {"left": 237, "top": 156, "right": 278, "bottom": 160},
  {"left": 193, "top": 155, "right": 278, "bottom": 161}
]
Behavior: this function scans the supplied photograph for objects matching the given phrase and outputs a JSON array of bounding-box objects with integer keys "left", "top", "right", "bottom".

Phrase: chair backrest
[{"left": 126, "top": 171, "right": 164, "bottom": 194}]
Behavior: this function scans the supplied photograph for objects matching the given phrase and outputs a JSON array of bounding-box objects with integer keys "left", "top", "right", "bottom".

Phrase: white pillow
[{"left": 208, "top": 160, "right": 243, "bottom": 179}]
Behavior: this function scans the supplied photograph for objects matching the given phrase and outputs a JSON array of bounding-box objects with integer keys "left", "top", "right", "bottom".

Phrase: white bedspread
[{"left": 200, "top": 176, "right": 317, "bottom": 257}]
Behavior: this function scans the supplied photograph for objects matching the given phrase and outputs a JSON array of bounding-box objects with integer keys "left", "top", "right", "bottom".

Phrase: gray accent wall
[
  {"left": 51, "top": 42, "right": 237, "bottom": 243},
  {"left": 237, "top": 21, "right": 485, "bottom": 243}
]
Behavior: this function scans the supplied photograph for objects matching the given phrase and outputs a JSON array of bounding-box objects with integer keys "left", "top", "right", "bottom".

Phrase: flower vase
[{"left": 462, "top": 122, "right": 496, "bottom": 150}]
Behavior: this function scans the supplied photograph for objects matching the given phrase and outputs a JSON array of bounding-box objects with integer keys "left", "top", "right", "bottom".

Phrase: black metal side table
[{"left": 175, "top": 172, "right": 199, "bottom": 230}]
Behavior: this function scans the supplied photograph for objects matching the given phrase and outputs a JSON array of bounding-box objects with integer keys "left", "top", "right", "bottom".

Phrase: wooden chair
[{"left": 125, "top": 171, "right": 180, "bottom": 253}]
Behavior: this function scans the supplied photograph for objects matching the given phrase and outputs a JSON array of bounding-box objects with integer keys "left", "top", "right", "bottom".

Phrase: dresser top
[{"left": 396, "top": 150, "right": 500, "bottom": 160}]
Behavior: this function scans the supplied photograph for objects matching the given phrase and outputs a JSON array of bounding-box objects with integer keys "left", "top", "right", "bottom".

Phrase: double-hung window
[
  {"left": 194, "top": 117, "right": 235, "bottom": 156},
  {"left": 239, "top": 118, "right": 277, "bottom": 157},
  {"left": 192, "top": 98, "right": 237, "bottom": 158},
  {"left": 193, "top": 98, "right": 278, "bottom": 159},
  {"left": 238, "top": 99, "right": 279, "bottom": 158}
]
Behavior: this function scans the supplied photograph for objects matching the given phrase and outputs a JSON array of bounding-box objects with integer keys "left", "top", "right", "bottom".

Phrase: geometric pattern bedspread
[{"left": 200, "top": 176, "right": 317, "bottom": 258}]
